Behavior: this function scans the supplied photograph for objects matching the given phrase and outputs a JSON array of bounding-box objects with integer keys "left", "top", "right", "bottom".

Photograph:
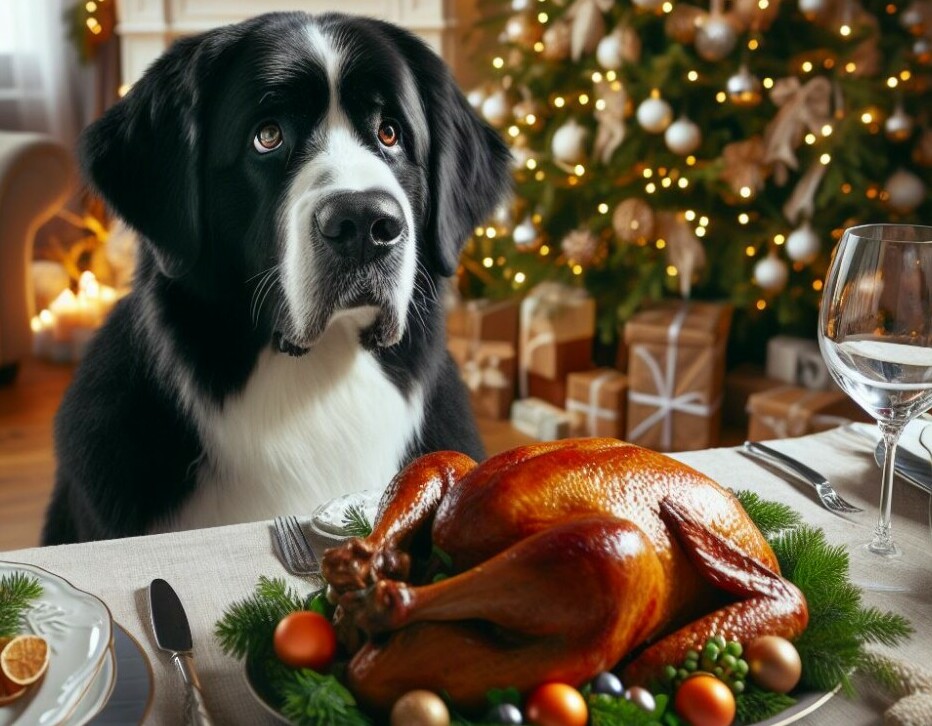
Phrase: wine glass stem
[{"left": 872, "top": 422, "right": 903, "bottom": 556}]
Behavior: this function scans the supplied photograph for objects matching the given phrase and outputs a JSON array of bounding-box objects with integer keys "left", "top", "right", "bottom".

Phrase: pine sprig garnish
[
  {"left": 735, "top": 684, "right": 796, "bottom": 724},
  {"left": 278, "top": 669, "right": 371, "bottom": 726},
  {"left": 0, "top": 572, "right": 43, "bottom": 637},
  {"left": 215, "top": 576, "right": 309, "bottom": 660},
  {"left": 341, "top": 504, "right": 373, "bottom": 538},
  {"left": 734, "top": 490, "right": 913, "bottom": 699}
]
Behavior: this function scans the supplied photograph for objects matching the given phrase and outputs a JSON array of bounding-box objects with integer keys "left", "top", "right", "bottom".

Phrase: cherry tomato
[
  {"left": 674, "top": 674, "right": 736, "bottom": 726},
  {"left": 273, "top": 611, "right": 337, "bottom": 670},
  {"left": 525, "top": 682, "right": 588, "bottom": 726}
]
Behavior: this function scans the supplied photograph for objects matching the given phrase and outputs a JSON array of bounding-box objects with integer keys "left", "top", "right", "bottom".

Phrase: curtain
[{"left": 0, "top": 0, "right": 92, "bottom": 148}]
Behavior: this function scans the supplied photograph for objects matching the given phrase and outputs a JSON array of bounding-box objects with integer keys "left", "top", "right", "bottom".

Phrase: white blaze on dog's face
[{"left": 275, "top": 23, "right": 422, "bottom": 353}]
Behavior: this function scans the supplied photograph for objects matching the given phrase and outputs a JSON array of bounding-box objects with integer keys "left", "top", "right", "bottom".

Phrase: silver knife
[{"left": 148, "top": 578, "right": 214, "bottom": 726}]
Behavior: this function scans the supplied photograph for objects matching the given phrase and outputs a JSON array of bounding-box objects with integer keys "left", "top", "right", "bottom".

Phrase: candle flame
[
  {"left": 31, "top": 316, "right": 41, "bottom": 333},
  {"left": 39, "top": 309, "right": 54, "bottom": 325},
  {"left": 51, "top": 288, "right": 78, "bottom": 310}
]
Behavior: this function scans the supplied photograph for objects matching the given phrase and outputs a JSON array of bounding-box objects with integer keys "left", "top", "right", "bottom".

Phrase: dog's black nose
[{"left": 314, "top": 191, "right": 405, "bottom": 263}]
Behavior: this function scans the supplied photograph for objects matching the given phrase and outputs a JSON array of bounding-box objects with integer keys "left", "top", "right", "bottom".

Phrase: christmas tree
[{"left": 460, "top": 0, "right": 932, "bottom": 360}]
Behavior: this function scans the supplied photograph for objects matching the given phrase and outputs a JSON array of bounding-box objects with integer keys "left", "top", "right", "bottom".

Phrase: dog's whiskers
[
  {"left": 254, "top": 272, "right": 281, "bottom": 327},
  {"left": 250, "top": 266, "right": 281, "bottom": 327}
]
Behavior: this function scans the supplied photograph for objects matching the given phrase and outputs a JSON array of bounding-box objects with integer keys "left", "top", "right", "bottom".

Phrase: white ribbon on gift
[
  {"left": 627, "top": 304, "right": 719, "bottom": 450},
  {"left": 566, "top": 370, "right": 620, "bottom": 436},
  {"left": 462, "top": 355, "right": 510, "bottom": 393},
  {"left": 519, "top": 283, "right": 590, "bottom": 399},
  {"left": 755, "top": 387, "right": 851, "bottom": 437}
]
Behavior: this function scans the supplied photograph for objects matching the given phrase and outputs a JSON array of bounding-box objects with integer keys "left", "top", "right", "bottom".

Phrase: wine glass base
[
  {"left": 864, "top": 540, "right": 901, "bottom": 558},
  {"left": 848, "top": 539, "right": 921, "bottom": 592}
]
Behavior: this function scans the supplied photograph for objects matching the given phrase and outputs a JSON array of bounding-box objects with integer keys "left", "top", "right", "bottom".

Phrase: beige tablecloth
[{"left": 4, "top": 430, "right": 931, "bottom": 725}]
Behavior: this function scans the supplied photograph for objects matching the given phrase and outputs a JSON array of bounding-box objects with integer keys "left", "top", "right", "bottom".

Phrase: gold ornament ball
[
  {"left": 613, "top": 198, "right": 655, "bottom": 243},
  {"left": 542, "top": 21, "right": 572, "bottom": 61},
  {"left": 561, "top": 228, "right": 601, "bottom": 265},
  {"left": 632, "top": 0, "right": 665, "bottom": 12},
  {"left": 746, "top": 636, "right": 803, "bottom": 694},
  {"left": 665, "top": 5, "right": 706, "bottom": 43},
  {"left": 695, "top": 15, "right": 739, "bottom": 62},
  {"left": 391, "top": 691, "right": 450, "bottom": 726},
  {"left": 726, "top": 65, "right": 763, "bottom": 107},
  {"left": 885, "top": 107, "right": 915, "bottom": 142}
]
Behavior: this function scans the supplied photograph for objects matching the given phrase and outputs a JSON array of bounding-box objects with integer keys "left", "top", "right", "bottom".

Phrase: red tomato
[
  {"left": 273, "top": 611, "right": 337, "bottom": 670},
  {"left": 674, "top": 674, "right": 736, "bottom": 726},
  {"left": 525, "top": 683, "right": 588, "bottom": 726}
]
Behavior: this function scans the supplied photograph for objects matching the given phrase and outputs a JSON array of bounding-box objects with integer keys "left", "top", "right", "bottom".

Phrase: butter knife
[{"left": 149, "top": 578, "right": 214, "bottom": 726}]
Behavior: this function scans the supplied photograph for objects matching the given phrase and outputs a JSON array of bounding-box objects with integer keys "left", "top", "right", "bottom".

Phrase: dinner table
[{"left": 4, "top": 427, "right": 931, "bottom": 725}]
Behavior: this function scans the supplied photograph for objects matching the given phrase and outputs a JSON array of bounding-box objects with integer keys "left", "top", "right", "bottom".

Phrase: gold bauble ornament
[
  {"left": 561, "top": 228, "right": 601, "bottom": 265},
  {"left": 612, "top": 198, "right": 655, "bottom": 243},
  {"left": 390, "top": 690, "right": 451, "bottom": 726},
  {"left": 913, "top": 128, "right": 932, "bottom": 166},
  {"left": 695, "top": 13, "right": 739, "bottom": 61},
  {"left": 746, "top": 636, "right": 802, "bottom": 694},
  {"left": 885, "top": 104, "right": 915, "bottom": 142},
  {"left": 541, "top": 21, "right": 572, "bottom": 60},
  {"left": 726, "top": 65, "right": 764, "bottom": 106},
  {"left": 665, "top": 4, "right": 706, "bottom": 43},
  {"left": 505, "top": 13, "right": 543, "bottom": 46}
]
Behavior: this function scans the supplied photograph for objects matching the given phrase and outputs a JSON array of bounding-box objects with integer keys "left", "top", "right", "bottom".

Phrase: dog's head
[{"left": 80, "top": 12, "right": 510, "bottom": 352}]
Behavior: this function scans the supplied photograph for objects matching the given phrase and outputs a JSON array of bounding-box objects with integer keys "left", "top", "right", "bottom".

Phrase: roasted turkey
[{"left": 321, "top": 438, "right": 808, "bottom": 712}]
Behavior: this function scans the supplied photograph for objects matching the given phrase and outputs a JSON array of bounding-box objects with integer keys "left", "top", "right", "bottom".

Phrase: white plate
[
  {"left": 0, "top": 562, "right": 113, "bottom": 726},
  {"left": 64, "top": 646, "right": 114, "bottom": 726}
]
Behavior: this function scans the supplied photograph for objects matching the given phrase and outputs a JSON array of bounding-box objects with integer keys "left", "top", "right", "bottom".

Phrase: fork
[
  {"left": 742, "top": 441, "right": 864, "bottom": 515},
  {"left": 272, "top": 516, "right": 321, "bottom": 577}
]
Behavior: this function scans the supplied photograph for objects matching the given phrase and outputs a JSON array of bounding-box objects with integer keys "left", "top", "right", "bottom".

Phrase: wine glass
[{"left": 818, "top": 223, "right": 932, "bottom": 559}]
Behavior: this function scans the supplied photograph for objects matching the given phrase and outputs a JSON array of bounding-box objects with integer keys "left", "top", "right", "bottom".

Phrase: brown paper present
[
  {"left": 519, "top": 283, "right": 596, "bottom": 398},
  {"left": 723, "top": 364, "right": 787, "bottom": 429},
  {"left": 511, "top": 397, "right": 573, "bottom": 440},
  {"left": 459, "top": 342, "right": 516, "bottom": 420},
  {"left": 447, "top": 298, "right": 520, "bottom": 346},
  {"left": 527, "top": 372, "right": 568, "bottom": 408},
  {"left": 566, "top": 368, "right": 628, "bottom": 437},
  {"left": 624, "top": 301, "right": 733, "bottom": 452},
  {"left": 747, "top": 385, "right": 870, "bottom": 440}
]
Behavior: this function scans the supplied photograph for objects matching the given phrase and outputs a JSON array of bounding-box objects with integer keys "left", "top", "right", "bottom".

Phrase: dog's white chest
[{"left": 162, "top": 323, "right": 422, "bottom": 532}]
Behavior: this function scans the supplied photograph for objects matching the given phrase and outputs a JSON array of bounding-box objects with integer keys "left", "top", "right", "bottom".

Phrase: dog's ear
[
  {"left": 389, "top": 31, "right": 513, "bottom": 277},
  {"left": 79, "top": 33, "right": 228, "bottom": 278}
]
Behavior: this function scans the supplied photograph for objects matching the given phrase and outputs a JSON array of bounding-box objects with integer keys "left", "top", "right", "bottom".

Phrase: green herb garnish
[
  {"left": 279, "top": 669, "right": 371, "bottom": 726},
  {"left": 341, "top": 504, "right": 373, "bottom": 538},
  {"left": 0, "top": 572, "right": 43, "bottom": 637}
]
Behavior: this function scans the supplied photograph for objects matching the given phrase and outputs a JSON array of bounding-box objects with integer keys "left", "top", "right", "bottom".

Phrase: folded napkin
[{"left": 847, "top": 419, "right": 932, "bottom": 464}]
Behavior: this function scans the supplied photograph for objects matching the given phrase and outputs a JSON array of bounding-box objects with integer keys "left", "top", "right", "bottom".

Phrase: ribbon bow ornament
[
  {"left": 565, "top": 0, "right": 613, "bottom": 61},
  {"left": 593, "top": 79, "right": 627, "bottom": 165},
  {"left": 656, "top": 212, "right": 706, "bottom": 299},
  {"left": 721, "top": 136, "right": 771, "bottom": 199},
  {"left": 763, "top": 76, "right": 833, "bottom": 185}
]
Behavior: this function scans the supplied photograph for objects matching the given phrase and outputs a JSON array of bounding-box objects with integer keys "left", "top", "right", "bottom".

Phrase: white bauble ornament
[
  {"left": 664, "top": 116, "right": 702, "bottom": 155},
  {"left": 466, "top": 88, "right": 487, "bottom": 110},
  {"left": 798, "top": 0, "right": 829, "bottom": 19},
  {"left": 636, "top": 97, "right": 673, "bottom": 134},
  {"left": 885, "top": 168, "right": 926, "bottom": 213},
  {"left": 511, "top": 146, "right": 533, "bottom": 169},
  {"left": 785, "top": 222, "right": 821, "bottom": 263},
  {"left": 695, "top": 15, "right": 738, "bottom": 61},
  {"left": 632, "top": 0, "right": 664, "bottom": 11},
  {"left": 754, "top": 255, "right": 789, "bottom": 292},
  {"left": 885, "top": 105, "right": 915, "bottom": 142},
  {"left": 551, "top": 119, "right": 589, "bottom": 164},
  {"left": 900, "top": 1, "right": 928, "bottom": 35},
  {"left": 726, "top": 65, "right": 763, "bottom": 106},
  {"left": 513, "top": 216, "right": 539, "bottom": 249},
  {"left": 481, "top": 91, "right": 510, "bottom": 127},
  {"left": 596, "top": 32, "right": 624, "bottom": 69},
  {"left": 511, "top": 0, "right": 529, "bottom": 11}
]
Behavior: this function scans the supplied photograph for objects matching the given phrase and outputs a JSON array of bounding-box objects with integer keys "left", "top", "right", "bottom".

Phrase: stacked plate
[{"left": 0, "top": 562, "right": 148, "bottom": 726}]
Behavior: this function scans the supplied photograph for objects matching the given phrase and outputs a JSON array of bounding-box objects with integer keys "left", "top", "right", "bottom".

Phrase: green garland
[
  {"left": 0, "top": 572, "right": 43, "bottom": 638},
  {"left": 216, "top": 491, "right": 913, "bottom": 725}
]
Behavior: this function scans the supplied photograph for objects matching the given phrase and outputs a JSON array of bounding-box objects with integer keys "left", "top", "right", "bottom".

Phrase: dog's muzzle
[{"left": 314, "top": 190, "right": 405, "bottom": 265}]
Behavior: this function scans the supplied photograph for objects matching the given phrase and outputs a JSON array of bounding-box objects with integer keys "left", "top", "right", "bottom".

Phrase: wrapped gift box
[
  {"left": 447, "top": 298, "right": 520, "bottom": 347},
  {"left": 519, "top": 283, "right": 595, "bottom": 401},
  {"left": 766, "top": 335, "right": 834, "bottom": 390},
  {"left": 458, "top": 341, "right": 516, "bottom": 420},
  {"left": 624, "top": 301, "right": 732, "bottom": 452},
  {"left": 747, "top": 385, "right": 870, "bottom": 440},
  {"left": 511, "top": 397, "right": 573, "bottom": 440},
  {"left": 566, "top": 368, "right": 628, "bottom": 437},
  {"left": 723, "top": 364, "right": 787, "bottom": 429}
]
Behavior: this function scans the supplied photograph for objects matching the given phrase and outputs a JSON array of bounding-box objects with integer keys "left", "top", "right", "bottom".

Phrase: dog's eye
[
  {"left": 377, "top": 120, "right": 400, "bottom": 148},
  {"left": 254, "top": 123, "right": 283, "bottom": 153}
]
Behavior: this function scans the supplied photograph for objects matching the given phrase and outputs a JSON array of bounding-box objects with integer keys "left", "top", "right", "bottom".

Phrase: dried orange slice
[{"left": 0, "top": 635, "right": 49, "bottom": 686}]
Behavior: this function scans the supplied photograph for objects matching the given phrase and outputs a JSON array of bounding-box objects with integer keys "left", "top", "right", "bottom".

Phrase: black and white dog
[{"left": 42, "top": 12, "right": 511, "bottom": 544}]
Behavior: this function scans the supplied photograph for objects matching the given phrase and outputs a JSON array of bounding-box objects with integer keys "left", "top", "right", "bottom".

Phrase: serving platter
[{"left": 0, "top": 562, "right": 113, "bottom": 726}]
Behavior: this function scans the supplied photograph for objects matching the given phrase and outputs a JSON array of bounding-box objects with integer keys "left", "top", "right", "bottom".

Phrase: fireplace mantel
[{"left": 116, "top": 0, "right": 470, "bottom": 88}]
